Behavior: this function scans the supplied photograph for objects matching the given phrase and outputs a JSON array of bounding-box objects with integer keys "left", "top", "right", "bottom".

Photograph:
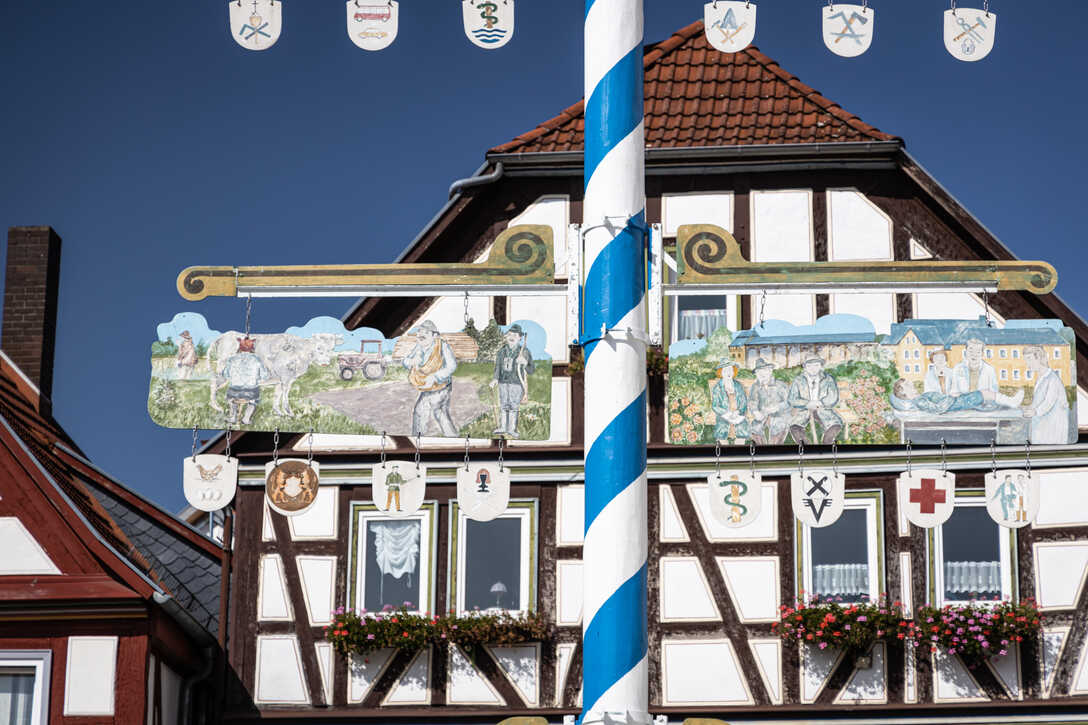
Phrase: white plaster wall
[
  {"left": 64, "top": 636, "right": 117, "bottom": 716},
  {"left": 834, "top": 644, "right": 887, "bottom": 704},
  {"left": 348, "top": 649, "right": 394, "bottom": 703},
  {"left": 658, "top": 485, "right": 689, "bottom": 542},
  {"left": 748, "top": 639, "right": 782, "bottom": 704},
  {"left": 831, "top": 294, "right": 895, "bottom": 335},
  {"left": 899, "top": 552, "right": 913, "bottom": 618},
  {"left": 301, "top": 433, "right": 394, "bottom": 453},
  {"left": 288, "top": 487, "right": 339, "bottom": 540},
  {"left": 508, "top": 294, "right": 568, "bottom": 363},
  {"left": 417, "top": 296, "right": 491, "bottom": 334},
  {"left": 687, "top": 482, "right": 778, "bottom": 542},
  {"left": 1033, "top": 541, "right": 1088, "bottom": 610},
  {"left": 509, "top": 195, "right": 570, "bottom": 277},
  {"left": 489, "top": 644, "right": 540, "bottom": 706},
  {"left": 315, "top": 642, "right": 334, "bottom": 704},
  {"left": 1042, "top": 626, "right": 1070, "bottom": 696},
  {"left": 254, "top": 636, "right": 309, "bottom": 704},
  {"left": 383, "top": 649, "right": 431, "bottom": 705},
  {"left": 262, "top": 502, "right": 275, "bottom": 541},
  {"left": 161, "top": 662, "right": 182, "bottom": 725},
  {"left": 296, "top": 555, "right": 337, "bottom": 626},
  {"left": 555, "top": 642, "right": 577, "bottom": 706},
  {"left": 556, "top": 484, "right": 584, "bottom": 546},
  {"left": 1034, "top": 469, "right": 1088, "bottom": 528},
  {"left": 511, "top": 377, "right": 571, "bottom": 447},
  {"left": 801, "top": 642, "right": 842, "bottom": 703},
  {"left": 933, "top": 651, "right": 987, "bottom": 702},
  {"left": 663, "top": 192, "right": 733, "bottom": 237},
  {"left": 717, "top": 557, "right": 780, "bottom": 623},
  {"left": 1071, "top": 635, "right": 1088, "bottom": 695},
  {"left": 914, "top": 292, "right": 1003, "bottom": 323},
  {"left": 659, "top": 557, "right": 719, "bottom": 622},
  {"left": 987, "top": 644, "right": 1021, "bottom": 699},
  {"left": 751, "top": 189, "right": 815, "bottom": 326},
  {"left": 0, "top": 517, "right": 60, "bottom": 575},
  {"left": 556, "top": 560, "right": 583, "bottom": 626},
  {"left": 447, "top": 646, "right": 504, "bottom": 705},
  {"left": 258, "top": 554, "right": 293, "bottom": 621},
  {"left": 827, "top": 190, "right": 893, "bottom": 261},
  {"left": 661, "top": 639, "right": 753, "bottom": 705}
]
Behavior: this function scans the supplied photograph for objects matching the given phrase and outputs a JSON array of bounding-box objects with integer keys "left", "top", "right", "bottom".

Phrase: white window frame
[
  {"left": 1012, "top": 349, "right": 1020, "bottom": 360},
  {"left": 1013, "top": 369, "right": 1021, "bottom": 381},
  {"left": 985, "top": 349, "right": 993, "bottom": 359},
  {"left": 930, "top": 492, "right": 1016, "bottom": 607},
  {"left": 449, "top": 499, "right": 538, "bottom": 615},
  {"left": 1027, "top": 370, "right": 1035, "bottom": 380},
  {"left": 347, "top": 501, "right": 438, "bottom": 615},
  {"left": 1000, "top": 369, "right": 1008, "bottom": 380},
  {"left": 0, "top": 650, "right": 51, "bottom": 725},
  {"left": 799, "top": 491, "right": 883, "bottom": 603},
  {"left": 1000, "top": 348, "right": 1008, "bottom": 359},
  {"left": 1055, "top": 349, "right": 1062, "bottom": 360}
]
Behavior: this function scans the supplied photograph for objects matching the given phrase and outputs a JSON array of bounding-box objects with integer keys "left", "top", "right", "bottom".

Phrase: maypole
[{"left": 581, "top": 0, "right": 648, "bottom": 723}]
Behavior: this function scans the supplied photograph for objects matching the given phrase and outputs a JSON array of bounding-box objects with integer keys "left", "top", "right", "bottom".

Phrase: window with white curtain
[
  {"left": 800, "top": 492, "right": 882, "bottom": 603},
  {"left": 450, "top": 500, "right": 537, "bottom": 614},
  {"left": 349, "top": 502, "right": 437, "bottom": 614},
  {"left": 672, "top": 295, "right": 736, "bottom": 344},
  {"left": 934, "top": 498, "right": 1013, "bottom": 605},
  {"left": 0, "top": 651, "right": 50, "bottom": 725}
]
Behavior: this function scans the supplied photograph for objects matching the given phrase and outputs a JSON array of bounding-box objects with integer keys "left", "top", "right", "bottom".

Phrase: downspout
[{"left": 447, "top": 161, "right": 504, "bottom": 198}]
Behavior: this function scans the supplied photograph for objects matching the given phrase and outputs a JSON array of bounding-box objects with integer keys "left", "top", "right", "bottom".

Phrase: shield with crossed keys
[
  {"left": 943, "top": 8, "right": 997, "bottom": 62},
  {"left": 822, "top": 4, "right": 874, "bottom": 58},
  {"left": 791, "top": 470, "right": 845, "bottom": 528},
  {"left": 228, "top": 0, "right": 282, "bottom": 51},
  {"left": 703, "top": 2, "right": 757, "bottom": 54}
]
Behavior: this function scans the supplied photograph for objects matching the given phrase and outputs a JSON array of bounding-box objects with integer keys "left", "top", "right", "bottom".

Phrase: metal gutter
[{"left": 448, "top": 160, "right": 503, "bottom": 198}]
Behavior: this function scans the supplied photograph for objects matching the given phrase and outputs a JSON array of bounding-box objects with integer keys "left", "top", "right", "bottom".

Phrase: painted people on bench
[
  {"left": 890, "top": 378, "right": 1023, "bottom": 414},
  {"left": 950, "top": 338, "right": 998, "bottom": 396},
  {"left": 490, "top": 324, "right": 533, "bottom": 438},
  {"left": 712, "top": 360, "right": 748, "bottom": 443},
  {"left": 923, "top": 349, "right": 953, "bottom": 394},
  {"left": 402, "top": 320, "right": 459, "bottom": 437},
  {"left": 788, "top": 356, "right": 843, "bottom": 444},
  {"left": 1022, "top": 345, "right": 1070, "bottom": 444},
  {"left": 748, "top": 357, "right": 791, "bottom": 444}
]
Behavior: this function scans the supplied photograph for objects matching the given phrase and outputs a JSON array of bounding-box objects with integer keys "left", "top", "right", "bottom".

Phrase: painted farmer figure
[
  {"left": 385, "top": 468, "right": 403, "bottom": 512},
  {"left": 788, "top": 356, "right": 843, "bottom": 444},
  {"left": 950, "top": 338, "right": 998, "bottom": 396},
  {"left": 923, "top": 349, "right": 953, "bottom": 394},
  {"left": 1022, "top": 344, "right": 1070, "bottom": 444},
  {"left": 489, "top": 324, "right": 533, "bottom": 438},
  {"left": 748, "top": 358, "right": 790, "bottom": 444},
  {"left": 711, "top": 360, "right": 748, "bottom": 443},
  {"left": 402, "top": 320, "right": 459, "bottom": 437},
  {"left": 222, "top": 337, "right": 269, "bottom": 425},
  {"left": 176, "top": 330, "right": 198, "bottom": 380}
]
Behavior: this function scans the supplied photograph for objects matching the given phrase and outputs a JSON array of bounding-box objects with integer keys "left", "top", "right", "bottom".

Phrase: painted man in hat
[
  {"left": 787, "top": 355, "right": 843, "bottom": 444},
  {"left": 747, "top": 358, "right": 791, "bottom": 444},
  {"left": 711, "top": 360, "right": 748, "bottom": 443},
  {"left": 402, "top": 320, "right": 459, "bottom": 437},
  {"left": 489, "top": 323, "right": 533, "bottom": 438},
  {"left": 221, "top": 337, "right": 270, "bottom": 425},
  {"left": 175, "top": 330, "right": 197, "bottom": 380}
]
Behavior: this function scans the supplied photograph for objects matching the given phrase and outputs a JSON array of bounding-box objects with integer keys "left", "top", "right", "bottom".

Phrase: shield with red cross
[{"left": 897, "top": 469, "right": 955, "bottom": 529}]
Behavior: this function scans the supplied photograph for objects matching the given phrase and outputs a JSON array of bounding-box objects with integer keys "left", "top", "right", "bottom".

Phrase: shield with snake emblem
[
  {"left": 708, "top": 470, "right": 763, "bottom": 529},
  {"left": 463, "top": 0, "right": 514, "bottom": 49}
]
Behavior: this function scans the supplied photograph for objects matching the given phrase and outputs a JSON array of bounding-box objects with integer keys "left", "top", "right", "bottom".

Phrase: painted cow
[{"left": 208, "top": 331, "right": 343, "bottom": 417}]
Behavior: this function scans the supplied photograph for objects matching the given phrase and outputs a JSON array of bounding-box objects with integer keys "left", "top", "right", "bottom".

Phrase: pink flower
[
  {"left": 366, "top": 634, "right": 375, "bottom": 640},
  {"left": 818, "top": 642, "right": 828, "bottom": 650}
]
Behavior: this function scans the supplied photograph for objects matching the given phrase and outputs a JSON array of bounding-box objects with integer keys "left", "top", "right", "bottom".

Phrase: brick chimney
[{"left": 2, "top": 226, "right": 62, "bottom": 403}]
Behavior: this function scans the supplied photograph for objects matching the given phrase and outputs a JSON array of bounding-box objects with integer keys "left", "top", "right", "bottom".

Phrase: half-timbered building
[{"left": 214, "top": 20, "right": 1088, "bottom": 724}]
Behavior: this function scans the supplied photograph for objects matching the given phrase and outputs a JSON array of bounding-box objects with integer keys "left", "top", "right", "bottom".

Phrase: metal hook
[
  {"left": 379, "top": 431, "right": 387, "bottom": 468},
  {"left": 307, "top": 427, "right": 314, "bottom": 467},
  {"left": 463, "top": 291, "right": 472, "bottom": 327},
  {"left": 497, "top": 437, "right": 505, "bottom": 472},
  {"left": 414, "top": 434, "right": 421, "bottom": 470},
  {"left": 982, "top": 290, "right": 994, "bottom": 328},
  {"left": 832, "top": 442, "right": 839, "bottom": 476},
  {"left": 758, "top": 290, "right": 767, "bottom": 329},
  {"left": 224, "top": 427, "right": 232, "bottom": 459},
  {"left": 272, "top": 427, "right": 280, "bottom": 467},
  {"left": 798, "top": 440, "right": 805, "bottom": 475},
  {"left": 714, "top": 438, "right": 722, "bottom": 478},
  {"left": 749, "top": 439, "right": 756, "bottom": 478},
  {"left": 906, "top": 438, "right": 912, "bottom": 475},
  {"left": 244, "top": 294, "right": 253, "bottom": 337},
  {"left": 990, "top": 438, "right": 997, "bottom": 475},
  {"left": 464, "top": 437, "right": 471, "bottom": 472},
  {"left": 1024, "top": 439, "right": 1031, "bottom": 477},
  {"left": 940, "top": 438, "right": 948, "bottom": 475},
  {"left": 191, "top": 425, "right": 199, "bottom": 462}
]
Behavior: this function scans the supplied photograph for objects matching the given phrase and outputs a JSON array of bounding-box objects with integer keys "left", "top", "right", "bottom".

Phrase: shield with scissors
[
  {"left": 463, "top": 0, "right": 515, "bottom": 49},
  {"left": 348, "top": 1, "right": 399, "bottom": 51},
  {"left": 229, "top": 0, "right": 282, "bottom": 51},
  {"left": 944, "top": 8, "right": 997, "bottom": 62},
  {"left": 822, "top": 4, "right": 874, "bottom": 58},
  {"left": 704, "top": 1, "right": 757, "bottom": 54}
]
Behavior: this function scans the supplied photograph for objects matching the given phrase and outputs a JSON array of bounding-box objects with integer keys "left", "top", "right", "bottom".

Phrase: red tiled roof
[{"left": 490, "top": 20, "right": 897, "bottom": 155}]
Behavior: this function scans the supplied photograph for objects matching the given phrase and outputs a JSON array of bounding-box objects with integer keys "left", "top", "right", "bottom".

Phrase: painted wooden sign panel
[
  {"left": 944, "top": 8, "right": 996, "bottom": 62},
  {"left": 703, "top": 2, "right": 756, "bottom": 53},
  {"left": 149, "top": 313, "right": 552, "bottom": 438},
  {"left": 898, "top": 470, "right": 955, "bottom": 528},
  {"left": 667, "top": 314, "right": 1076, "bottom": 446},
  {"left": 456, "top": 463, "right": 510, "bottom": 522},
  {"left": 822, "top": 4, "right": 873, "bottom": 57},
  {"left": 265, "top": 459, "right": 319, "bottom": 517},
  {"left": 707, "top": 470, "right": 762, "bottom": 528},
  {"left": 985, "top": 470, "right": 1040, "bottom": 529},
  {"left": 347, "top": 0, "right": 398, "bottom": 51},
  {"left": 462, "top": 0, "right": 514, "bottom": 49},
  {"left": 229, "top": 0, "right": 281, "bottom": 50},
  {"left": 791, "top": 470, "right": 845, "bottom": 528},
  {"left": 183, "top": 454, "right": 238, "bottom": 512},
  {"left": 373, "top": 462, "right": 426, "bottom": 517}
]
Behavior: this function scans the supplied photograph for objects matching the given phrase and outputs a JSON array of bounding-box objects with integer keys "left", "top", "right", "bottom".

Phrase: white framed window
[
  {"left": 930, "top": 492, "right": 1015, "bottom": 606},
  {"left": 1013, "top": 369, "right": 1021, "bottom": 381},
  {"left": 985, "top": 349, "right": 993, "bottom": 359},
  {"left": 1012, "top": 349, "right": 1020, "bottom": 360},
  {"left": 1000, "top": 369, "right": 1008, "bottom": 380},
  {"left": 0, "top": 650, "right": 51, "bottom": 725},
  {"left": 449, "top": 499, "right": 538, "bottom": 614},
  {"left": 999, "top": 349, "right": 1008, "bottom": 359},
  {"left": 348, "top": 501, "right": 438, "bottom": 614},
  {"left": 800, "top": 491, "right": 883, "bottom": 603},
  {"left": 1055, "top": 349, "right": 1062, "bottom": 360},
  {"left": 1027, "top": 370, "right": 1035, "bottom": 380},
  {"left": 915, "top": 364, "right": 922, "bottom": 373}
]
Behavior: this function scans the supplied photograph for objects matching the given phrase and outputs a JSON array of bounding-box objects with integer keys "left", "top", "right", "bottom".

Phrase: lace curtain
[
  {"left": 944, "top": 561, "right": 1001, "bottom": 596},
  {"left": 813, "top": 563, "right": 870, "bottom": 597},
  {"left": 679, "top": 309, "right": 729, "bottom": 341},
  {"left": 372, "top": 520, "right": 420, "bottom": 587},
  {"left": 0, "top": 672, "right": 34, "bottom": 725}
]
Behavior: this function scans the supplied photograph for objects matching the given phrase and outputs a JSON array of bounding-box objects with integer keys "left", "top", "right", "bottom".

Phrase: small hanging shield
[
  {"left": 229, "top": 0, "right": 282, "bottom": 51},
  {"left": 898, "top": 469, "right": 955, "bottom": 528},
  {"left": 463, "top": 0, "right": 514, "bottom": 49},
  {"left": 985, "top": 470, "right": 1040, "bottom": 529},
  {"left": 704, "top": 2, "right": 757, "bottom": 53},
  {"left": 347, "top": 1, "right": 399, "bottom": 51},
  {"left": 183, "top": 454, "right": 238, "bottom": 512},
  {"left": 708, "top": 470, "right": 763, "bottom": 528},
  {"left": 373, "top": 461, "right": 427, "bottom": 517},
  {"left": 791, "top": 470, "right": 845, "bottom": 528},
  {"left": 822, "top": 4, "right": 874, "bottom": 57},
  {"left": 943, "top": 8, "right": 996, "bottom": 62},
  {"left": 456, "top": 463, "right": 511, "bottom": 522},
  {"left": 265, "top": 459, "right": 319, "bottom": 517}
]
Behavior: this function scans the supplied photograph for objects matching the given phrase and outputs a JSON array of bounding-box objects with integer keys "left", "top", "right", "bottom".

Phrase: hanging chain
[
  {"left": 497, "top": 437, "right": 505, "bottom": 472},
  {"left": 464, "top": 437, "right": 471, "bottom": 471},
  {"left": 191, "top": 425, "right": 198, "bottom": 462},
  {"left": 798, "top": 440, "right": 804, "bottom": 475},
  {"left": 244, "top": 294, "right": 253, "bottom": 337},
  {"left": 983, "top": 0, "right": 990, "bottom": 16},
  {"left": 758, "top": 291, "right": 767, "bottom": 329},
  {"left": 832, "top": 442, "right": 839, "bottom": 475},
  {"left": 982, "top": 290, "right": 994, "bottom": 328},
  {"left": 463, "top": 292, "right": 472, "bottom": 328},
  {"left": 225, "top": 427, "right": 232, "bottom": 458},
  {"left": 714, "top": 438, "right": 722, "bottom": 477},
  {"left": 1024, "top": 439, "right": 1031, "bottom": 477},
  {"left": 272, "top": 428, "right": 280, "bottom": 467},
  {"left": 749, "top": 439, "right": 756, "bottom": 478},
  {"left": 414, "top": 434, "right": 421, "bottom": 470},
  {"left": 379, "top": 431, "right": 387, "bottom": 468},
  {"left": 307, "top": 427, "right": 314, "bottom": 467},
  {"left": 906, "top": 438, "right": 912, "bottom": 475},
  {"left": 990, "top": 438, "right": 997, "bottom": 475},
  {"left": 940, "top": 438, "right": 948, "bottom": 475},
  {"left": 950, "top": 0, "right": 957, "bottom": 13},
  {"left": 862, "top": 0, "right": 868, "bottom": 10}
]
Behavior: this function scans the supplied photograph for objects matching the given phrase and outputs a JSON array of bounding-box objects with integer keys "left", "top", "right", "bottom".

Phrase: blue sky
[{"left": 1, "top": 2, "right": 1085, "bottom": 511}]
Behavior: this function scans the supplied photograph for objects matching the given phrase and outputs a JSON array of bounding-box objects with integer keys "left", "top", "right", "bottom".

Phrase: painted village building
[
  {"left": 0, "top": 227, "right": 224, "bottom": 724},
  {"left": 187, "top": 20, "right": 1088, "bottom": 725}
]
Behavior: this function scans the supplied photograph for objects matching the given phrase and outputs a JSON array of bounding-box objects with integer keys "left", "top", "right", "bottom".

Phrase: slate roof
[
  {"left": 490, "top": 20, "right": 897, "bottom": 155},
  {"left": 886, "top": 319, "right": 969, "bottom": 346},
  {"left": 730, "top": 328, "right": 876, "bottom": 347},
  {"left": 886, "top": 319, "right": 1069, "bottom": 348}
]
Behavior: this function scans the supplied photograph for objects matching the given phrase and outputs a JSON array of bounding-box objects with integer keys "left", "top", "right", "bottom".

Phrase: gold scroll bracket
[
  {"left": 673, "top": 224, "right": 1057, "bottom": 295},
  {"left": 177, "top": 224, "right": 554, "bottom": 301}
]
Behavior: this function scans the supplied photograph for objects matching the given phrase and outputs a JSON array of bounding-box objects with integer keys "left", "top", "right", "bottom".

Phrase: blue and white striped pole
[{"left": 582, "top": 0, "right": 648, "bottom": 723}]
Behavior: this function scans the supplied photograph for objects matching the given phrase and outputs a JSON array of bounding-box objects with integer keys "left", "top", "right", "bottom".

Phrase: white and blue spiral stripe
[{"left": 581, "top": 0, "right": 647, "bottom": 722}]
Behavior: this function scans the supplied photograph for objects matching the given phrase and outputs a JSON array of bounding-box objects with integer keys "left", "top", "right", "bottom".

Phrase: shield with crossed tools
[
  {"left": 898, "top": 470, "right": 955, "bottom": 528},
  {"left": 790, "top": 470, "right": 845, "bottom": 528},
  {"left": 943, "top": 8, "right": 997, "bottom": 62},
  {"left": 463, "top": 0, "right": 515, "bottom": 49},
  {"left": 456, "top": 463, "right": 511, "bottom": 522},
  {"left": 183, "top": 454, "right": 238, "bottom": 512},
  {"left": 822, "top": 4, "right": 874, "bottom": 58},
  {"left": 708, "top": 470, "right": 763, "bottom": 529},
  {"left": 703, "top": 2, "right": 757, "bottom": 54},
  {"left": 229, "top": 0, "right": 282, "bottom": 51},
  {"left": 984, "top": 470, "right": 1040, "bottom": 529},
  {"left": 347, "top": 1, "right": 399, "bottom": 51},
  {"left": 373, "top": 461, "right": 427, "bottom": 517}
]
